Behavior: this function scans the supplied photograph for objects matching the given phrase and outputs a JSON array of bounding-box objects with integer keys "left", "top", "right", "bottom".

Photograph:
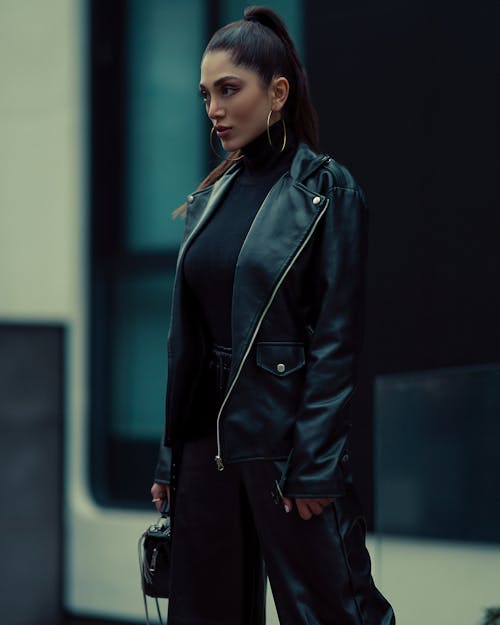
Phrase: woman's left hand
[{"left": 281, "top": 496, "right": 334, "bottom": 520}]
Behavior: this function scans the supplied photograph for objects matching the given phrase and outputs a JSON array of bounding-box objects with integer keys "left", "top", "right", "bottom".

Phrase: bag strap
[
  {"left": 142, "top": 592, "right": 165, "bottom": 625},
  {"left": 160, "top": 497, "right": 170, "bottom": 516}
]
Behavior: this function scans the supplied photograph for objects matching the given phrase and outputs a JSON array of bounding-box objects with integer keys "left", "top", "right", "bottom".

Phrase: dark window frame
[{"left": 89, "top": 0, "right": 221, "bottom": 508}]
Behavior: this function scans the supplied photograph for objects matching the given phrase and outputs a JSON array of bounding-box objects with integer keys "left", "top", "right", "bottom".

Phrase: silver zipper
[{"left": 214, "top": 198, "right": 330, "bottom": 470}]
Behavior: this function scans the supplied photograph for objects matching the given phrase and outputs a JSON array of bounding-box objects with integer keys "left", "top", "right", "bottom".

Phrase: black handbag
[{"left": 138, "top": 501, "right": 171, "bottom": 625}]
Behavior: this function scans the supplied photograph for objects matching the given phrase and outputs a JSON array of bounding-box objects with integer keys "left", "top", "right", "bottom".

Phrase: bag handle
[{"left": 160, "top": 497, "right": 170, "bottom": 517}]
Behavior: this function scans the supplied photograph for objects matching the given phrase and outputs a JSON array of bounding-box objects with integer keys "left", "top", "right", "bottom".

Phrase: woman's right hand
[{"left": 151, "top": 482, "right": 171, "bottom": 513}]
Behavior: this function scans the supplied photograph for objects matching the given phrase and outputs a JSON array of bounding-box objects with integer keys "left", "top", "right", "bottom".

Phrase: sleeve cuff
[
  {"left": 283, "top": 467, "right": 347, "bottom": 499},
  {"left": 154, "top": 442, "right": 173, "bottom": 484}
]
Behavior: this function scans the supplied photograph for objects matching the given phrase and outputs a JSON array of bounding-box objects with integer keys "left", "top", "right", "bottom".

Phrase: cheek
[
  {"left": 232, "top": 88, "right": 269, "bottom": 122},
  {"left": 253, "top": 91, "right": 271, "bottom": 114},
  {"left": 242, "top": 95, "right": 270, "bottom": 128}
]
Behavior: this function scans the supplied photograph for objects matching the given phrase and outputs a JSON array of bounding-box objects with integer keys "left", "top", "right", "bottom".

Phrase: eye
[
  {"left": 199, "top": 90, "right": 209, "bottom": 103},
  {"left": 221, "top": 85, "right": 238, "bottom": 97}
]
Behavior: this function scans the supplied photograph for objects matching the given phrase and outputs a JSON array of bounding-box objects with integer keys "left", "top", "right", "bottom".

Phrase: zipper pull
[{"left": 214, "top": 455, "right": 224, "bottom": 471}]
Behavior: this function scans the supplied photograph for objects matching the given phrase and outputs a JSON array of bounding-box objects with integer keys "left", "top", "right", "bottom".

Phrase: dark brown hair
[{"left": 174, "top": 5, "right": 319, "bottom": 217}]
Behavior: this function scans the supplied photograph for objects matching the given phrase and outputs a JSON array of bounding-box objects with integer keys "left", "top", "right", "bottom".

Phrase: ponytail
[{"left": 243, "top": 6, "right": 318, "bottom": 150}]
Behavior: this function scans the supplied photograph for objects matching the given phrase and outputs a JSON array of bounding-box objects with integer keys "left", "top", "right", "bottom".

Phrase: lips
[{"left": 215, "top": 125, "right": 232, "bottom": 138}]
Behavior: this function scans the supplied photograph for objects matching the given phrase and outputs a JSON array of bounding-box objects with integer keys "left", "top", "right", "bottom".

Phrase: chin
[{"left": 221, "top": 140, "right": 241, "bottom": 153}]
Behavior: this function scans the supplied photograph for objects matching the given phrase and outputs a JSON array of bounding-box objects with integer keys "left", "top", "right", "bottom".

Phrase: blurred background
[{"left": 0, "top": 0, "right": 499, "bottom": 624}]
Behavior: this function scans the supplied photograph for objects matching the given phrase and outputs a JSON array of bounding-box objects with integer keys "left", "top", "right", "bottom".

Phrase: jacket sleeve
[
  {"left": 153, "top": 438, "right": 172, "bottom": 484},
  {"left": 152, "top": 207, "right": 192, "bottom": 487},
  {"left": 284, "top": 184, "right": 368, "bottom": 498}
]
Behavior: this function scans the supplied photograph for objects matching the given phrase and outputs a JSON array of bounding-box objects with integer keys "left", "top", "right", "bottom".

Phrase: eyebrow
[{"left": 199, "top": 75, "right": 243, "bottom": 90}]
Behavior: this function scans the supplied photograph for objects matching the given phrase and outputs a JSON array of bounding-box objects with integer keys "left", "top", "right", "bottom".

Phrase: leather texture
[
  {"left": 166, "top": 434, "right": 395, "bottom": 625},
  {"left": 155, "top": 143, "right": 369, "bottom": 498}
]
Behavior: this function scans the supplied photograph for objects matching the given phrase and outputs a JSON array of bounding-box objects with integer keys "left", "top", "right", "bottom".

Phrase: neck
[{"left": 241, "top": 122, "right": 297, "bottom": 176}]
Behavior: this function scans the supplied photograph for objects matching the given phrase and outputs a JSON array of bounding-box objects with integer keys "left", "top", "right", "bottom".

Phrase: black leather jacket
[{"left": 154, "top": 142, "right": 368, "bottom": 497}]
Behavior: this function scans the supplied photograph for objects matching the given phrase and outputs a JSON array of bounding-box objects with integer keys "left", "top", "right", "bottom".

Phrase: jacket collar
[
  {"left": 224, "top": 142, "right": 328, "bottom": 184},
  {"left": 180, "top": 142, "right": 328, "bottom": 245}
]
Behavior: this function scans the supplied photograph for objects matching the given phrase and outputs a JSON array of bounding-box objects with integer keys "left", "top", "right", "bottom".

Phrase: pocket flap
[{"left": 256, "top": 342, "right": 306, "bottom": 377}]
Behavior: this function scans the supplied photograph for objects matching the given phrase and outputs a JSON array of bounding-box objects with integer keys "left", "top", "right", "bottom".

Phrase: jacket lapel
[
  {"left": 230, "top": 173, "right": 328, "bottom": 384},
  {"left": 168, "top": 168, "right": 240, "bottom": 375},
  {"left": 176, "top": 166, "right": 241, "bottom": 271}
]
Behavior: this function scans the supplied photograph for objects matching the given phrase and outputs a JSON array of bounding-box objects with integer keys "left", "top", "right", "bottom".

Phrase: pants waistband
[
  {"left": 209, "top": 342, "right": 232, "bottom": 365},
  {"left": 208, "top": 343, "right": 232, "bottom": 394}
]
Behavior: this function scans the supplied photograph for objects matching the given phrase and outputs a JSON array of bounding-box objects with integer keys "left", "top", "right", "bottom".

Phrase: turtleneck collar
[{"left": 240, "top": 121, "right": 297, "bottom": 179}]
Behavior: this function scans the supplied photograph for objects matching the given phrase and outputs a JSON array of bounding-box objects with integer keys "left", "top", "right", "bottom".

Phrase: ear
[{"left": 270, "top": 76, "right": 290, "bottom": 113}]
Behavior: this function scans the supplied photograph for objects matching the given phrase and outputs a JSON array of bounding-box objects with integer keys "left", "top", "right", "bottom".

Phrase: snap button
[
  {"left": 342, "top": 453, "right": 349, "bottom": 463},
  {"left": 312, "top": 196, "right": 321, "bottom": 205},
  {"left": 276, "top": 363, "right": 286, "bottom": 373},
  {"left": 187, "top": 194, "right": 194, "bottom": 203}
]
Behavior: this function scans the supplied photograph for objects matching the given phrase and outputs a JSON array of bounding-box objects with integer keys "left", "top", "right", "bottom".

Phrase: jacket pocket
[{"left": 256, "top": 342, "right": 306, "bottom": 377}]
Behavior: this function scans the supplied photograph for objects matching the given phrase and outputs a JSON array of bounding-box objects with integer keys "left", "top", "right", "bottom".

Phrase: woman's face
[{"left": 200, "top": 50, "right": 278, "bottom": 152}]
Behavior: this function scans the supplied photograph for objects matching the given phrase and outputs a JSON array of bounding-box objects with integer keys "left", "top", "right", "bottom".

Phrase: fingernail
[{"left": 284, "top": 504, "right": 290, "bottom": 513}]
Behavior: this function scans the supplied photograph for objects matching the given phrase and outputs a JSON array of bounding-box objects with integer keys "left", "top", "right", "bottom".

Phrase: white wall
[
  {"left": 0, "top": 0, "right": 84, "bottom": 320},
  {"left": 0, "top": 2, "right": 498, "bottom": 624},
  {"left": 0, "top": 1, "right": 153, "bottom": 621}
]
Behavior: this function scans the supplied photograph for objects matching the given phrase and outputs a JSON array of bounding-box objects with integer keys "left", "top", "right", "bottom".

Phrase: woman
[{"left": 151, "top": 6, "right": 395, "bottom": 625}]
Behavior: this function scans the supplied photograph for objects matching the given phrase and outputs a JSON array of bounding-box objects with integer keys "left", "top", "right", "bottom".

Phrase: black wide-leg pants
[{"left": 166, "top": 345, "right": 395, "bottom": 625}]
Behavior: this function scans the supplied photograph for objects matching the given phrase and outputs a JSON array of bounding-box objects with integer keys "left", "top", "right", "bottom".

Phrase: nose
[{"left": 207, "top": 97, "right": 224, "bottom": 122}]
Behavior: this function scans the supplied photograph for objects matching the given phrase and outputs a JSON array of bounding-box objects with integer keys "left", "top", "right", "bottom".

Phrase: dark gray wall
[
  {"left": 305, "top": 0, "right": 500, "bottom": 523},
  {"left": 0, "top": 324, "right": 64, "bottom": 625}
]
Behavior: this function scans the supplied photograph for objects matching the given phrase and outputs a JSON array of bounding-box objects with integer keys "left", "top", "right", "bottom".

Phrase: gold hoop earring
[
  {"left": 209, "top": 126, "right": 244, "bottom": 161},
  {"left": 266, "top": 110, "right": 287, "bottom": 153}
]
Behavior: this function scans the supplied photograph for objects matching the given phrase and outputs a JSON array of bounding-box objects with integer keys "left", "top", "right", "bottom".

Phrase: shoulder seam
[
  {"left": 326, "top": 185, "right": 362, "bottom": 194},
  {"left": 322, "top": 156, "right": 358, "bottom": 191}
]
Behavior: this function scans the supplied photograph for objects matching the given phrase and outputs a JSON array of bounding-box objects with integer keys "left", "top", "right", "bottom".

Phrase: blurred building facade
[{"left": 0, "top": 1, "right": 499, "bottom": 624}]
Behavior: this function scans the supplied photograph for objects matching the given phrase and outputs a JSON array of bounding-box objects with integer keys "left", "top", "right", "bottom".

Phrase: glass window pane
[
  {"left": 109, "top": 271, "right": 174, "bottom": 441},
  {"left": 126, "top": 0, "right": 206, "bottom": 251}
]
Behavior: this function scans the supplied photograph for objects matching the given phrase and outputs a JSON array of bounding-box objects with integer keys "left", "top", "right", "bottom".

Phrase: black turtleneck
[{"left": 183, "top": 123, "right": 297, "bottom": 347}]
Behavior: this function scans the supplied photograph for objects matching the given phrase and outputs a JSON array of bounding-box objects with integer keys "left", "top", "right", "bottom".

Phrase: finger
[
  {"left": 151, "top": 483, "right": 164, "bottom": 498},
  {"left": 155, "top": 486, "right": 171, "bottom": 512},
  {"left": 150, "top": 483, "right": 167, "bottom": 512},
  {"left": 282, "top": 496, "right": 293, "bottom": 513},
  {"left": 296, "top": 499, "right": 313, "bottom": 521},
  {"left": 151, "top": 495, "right": 165, "bottom": 513},
  {"left": 308, "top": 501, "right": 325, "bottom": 516}
]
